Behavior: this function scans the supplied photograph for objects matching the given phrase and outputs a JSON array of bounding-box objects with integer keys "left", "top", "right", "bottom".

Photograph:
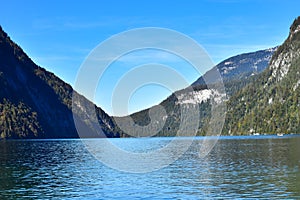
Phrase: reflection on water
[{"left": 0, "top": 135, "right": 299, "bottom": 199}]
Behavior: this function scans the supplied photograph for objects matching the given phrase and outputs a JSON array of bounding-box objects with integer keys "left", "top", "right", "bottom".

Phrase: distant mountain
[
  {"left": 192, "top": 47, "right": 276, "bottom": 93},
  {"left": 190, "top": 47, "right": 277, "bottom": 100},
  {"left": 223, "top": 17, "right": 300, "bottom": 135},
  {"left": 0, "top": 26, "right": 118, "bottom": 139},
  {"left": 117, "top": 45, "right": 276, "bottom": 137}
]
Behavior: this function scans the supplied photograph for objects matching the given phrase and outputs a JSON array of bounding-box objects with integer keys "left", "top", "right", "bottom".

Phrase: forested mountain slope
[
  {"left": 223, "top": 17, "right": 300, "bottom": 135},
  {"left": 0, "top": 27, "right": 117, "bottom": 139}
]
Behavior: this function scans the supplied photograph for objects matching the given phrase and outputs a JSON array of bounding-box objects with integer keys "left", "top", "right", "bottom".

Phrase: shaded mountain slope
[{"left": 0, "top": 26, "right": 117, "bottom": 139}]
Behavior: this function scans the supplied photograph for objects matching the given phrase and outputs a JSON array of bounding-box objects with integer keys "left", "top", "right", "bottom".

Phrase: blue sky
[{"left": 1, "top": 0, "right": 299, "bottom": 116}]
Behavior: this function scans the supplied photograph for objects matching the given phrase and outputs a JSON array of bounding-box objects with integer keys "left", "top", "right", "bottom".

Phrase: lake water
[{"left": 0, "top": 135, "right": 300, "bottom": 199}]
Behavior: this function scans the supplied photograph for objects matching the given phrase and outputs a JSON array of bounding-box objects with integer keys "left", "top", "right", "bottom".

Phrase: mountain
[
  {"left": 193, "top": 47, "right": 276, "bottom": 86},
  {"left": 2, "top": 16, "right": 297, "bottom": 139},
  {"left": 223, "top": 17, "right": 300, "bottom": 135},
  {"left": 0, "top": 26, "right": 118, "bottom": 139},
  {"left": 116, "top": 46, "right": 276, "bottom": 137},
  {"left": 192, "top": 47, "right": 277, "bottom": 97},
  {"left": 123, "top": 17, "right": 300, "bottom": 137}
]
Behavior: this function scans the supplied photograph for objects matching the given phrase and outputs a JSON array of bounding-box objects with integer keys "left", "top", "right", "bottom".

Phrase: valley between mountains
[{"left": 1, "top": 17, "right": 300, "bottom": 139}]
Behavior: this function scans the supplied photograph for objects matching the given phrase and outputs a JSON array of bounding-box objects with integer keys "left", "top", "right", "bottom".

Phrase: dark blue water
[{"left": 1, "top": 135, "right": 300, "bottom": 199}]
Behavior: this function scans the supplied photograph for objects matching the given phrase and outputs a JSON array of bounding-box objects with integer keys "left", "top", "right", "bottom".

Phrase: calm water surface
[{"left": 0, "top": 135, "right": 300, "bottom": 199}]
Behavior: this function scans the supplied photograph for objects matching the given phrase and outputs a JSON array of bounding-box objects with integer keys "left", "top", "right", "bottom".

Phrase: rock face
[
  {"left": 223, "top": 17, "right": 300, "bottom": 135},
  {"left": 0, "top": 27, "right": 117, "bottom": 139},
  {"left": 267, "top": 18, "right": 300, "bottom": 83}
]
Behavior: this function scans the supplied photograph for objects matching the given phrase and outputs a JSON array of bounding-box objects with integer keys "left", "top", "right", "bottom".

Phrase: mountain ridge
[
  {"left": 193, "top": 47, "right": 277, "bottom": 86},
  {"left": 0, "top": 26, "right": 118, "bottom": 139}
]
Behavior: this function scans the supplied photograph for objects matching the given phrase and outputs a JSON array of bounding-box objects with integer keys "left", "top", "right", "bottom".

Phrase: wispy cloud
[
  {"left": 191, "top": 17, "right": 272, "bottom": 40},
  {"left": 32, "top": 16, "right": 154, "bottom": 31},
  {"left": 204, "top": 0, "right": 251, "bottom": 3},
  {"left": 32, "top": 55, "right": 78, "bottom": 62},
  {"left": 203, "top": 44, "right": 276, "bottom": 64}
]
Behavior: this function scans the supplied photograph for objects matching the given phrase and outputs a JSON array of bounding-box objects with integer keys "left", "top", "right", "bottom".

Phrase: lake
[{"left": 0, "top": 135, "right": 300, "bottom": 199}]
